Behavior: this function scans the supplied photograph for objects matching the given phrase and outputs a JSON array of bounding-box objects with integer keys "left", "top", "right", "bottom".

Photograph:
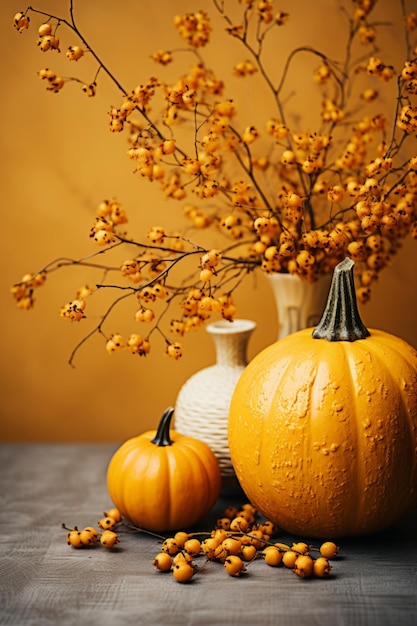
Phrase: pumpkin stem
[
  {"left": 151, "top": 407, "right": 175, "bottom": 446},
  {"left": 312, "top": 257, "right": 370, "bottom": 342}
]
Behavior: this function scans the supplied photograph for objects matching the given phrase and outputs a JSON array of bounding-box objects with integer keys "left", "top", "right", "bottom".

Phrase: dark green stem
[
  {"left": 312, "top": 258, "right": 370, "bottom": 342},
  {"left": 151, "top": 407, "right": 175, "bottom": 446}
]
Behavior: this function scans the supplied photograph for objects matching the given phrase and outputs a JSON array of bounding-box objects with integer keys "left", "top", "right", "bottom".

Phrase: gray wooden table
[{"left": 1, "top": 444, "right": 416, "bottom": 626}]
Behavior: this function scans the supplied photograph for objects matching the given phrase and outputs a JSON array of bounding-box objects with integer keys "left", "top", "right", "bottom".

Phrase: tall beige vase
[{"left": 266, "top": 272, "right": 332, "bottom": 340}]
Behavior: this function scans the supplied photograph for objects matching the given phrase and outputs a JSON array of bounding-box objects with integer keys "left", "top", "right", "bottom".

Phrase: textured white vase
[
  {"left": 174, "top": 319, "right": 256, "bottom": 491},
  {"left": 266, "top": 272, "right": 332, "bottom": 340}
]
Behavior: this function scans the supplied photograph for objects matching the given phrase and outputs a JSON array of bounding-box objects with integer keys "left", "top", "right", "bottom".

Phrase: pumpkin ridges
[
  {"left": 229, "top": 334, "right": 328, "bottom": 531},
  {"left": 306, "top": 342, "right": 358, "bottom": 535},
  {"left": 163, "top": 439, "right": 220, "bottom": 529},
  {"left": 343, "top": 340, "right": 384, "bottom": 534},
  {"left": 165, "top": 442, "right": 199, "bottom": 529},
  {"left": 107, "top": 437, "right": 169, "bottom": 531},
  {"left": 175, "top": 439, "right": 222, "bottom": 519},
  {"left": 355, "top": 337, "right": 417, "bottom": 530},
  {"left": 343, "top": 342, "right": 369, "bottom": 535},
  {"left": 108, "top": 437, "right": 171, "bottom": 531},
  {"left": 272, "top": 341, "right": 358, "bottom": 536},
  {"left": 297, "top": 337, "right": 414, "bottom": 535},
  {"left": 350, "top": 331, "right": 417, "bottom": 509},
  {"left": 255, "top": 343, "right": 296, "bottom": 504},
  {"left": 143, "top": 445, "right": 172, "bottom": 530}
]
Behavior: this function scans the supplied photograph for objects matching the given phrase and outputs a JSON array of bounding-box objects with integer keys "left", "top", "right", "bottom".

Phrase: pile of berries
[
  {"left": 64, "top": 502, "right": 340, "bottom": 583},
  {"left": 152, "top": 503, "right": 339, "bottom": 583},
  {"left": 63, "top": 508, "right": 122, "bottom": 550}
]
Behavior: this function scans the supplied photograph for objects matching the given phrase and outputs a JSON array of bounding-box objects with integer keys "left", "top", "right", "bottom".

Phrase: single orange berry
[
  {"left": 183, "top": 538, "right": 201, "bottom": 557},
  {"left": 67, "top": 529, "right": 83, "bottom": 548},
  {"left": 262, "top": 546, "right": 283, "bottom": 567},
  {"left": 224, "top": 555, "right": 246, "bottom": 577},
  {"left": 153, "top": 552, "right": 173, "bottom": 571},
  {"left": 173, "top": 531, "right": 189, "bottom": 549},
  {"left": 291, "top": 541, "right": 310, "bottom": 555},
  {"left": 320, "top": 541, "right": 340, "bottom": 559},
  {"left": 229, "top": 516, "right": 249, "bottom": 533},
  {"left": 104, "top": 508, "right": 122, "bottom": 523},
  {"left": 98, "top": 516, "right": 117, "bottom": 531},
  {"left": 100, "top": 530, "right": 119, "bottom": 548},
  {"left": 221, "top": 537, "right": 242, "bottom": 556},
  {"left": 282, "top": 550, "right": 298, "bottom": 569},
  {"left": 314, "top": 557, "right": 333, "bottom": 578},
  {"left": 161, "top": 538, "right": 179, "bottom": 556},
  {"left": 172, "top": 562, "right": 195, "bottom": 583},
  {"left": 293, "top": 554, "right": 314, "bottom": 578},
  {"left": 240, "top": 544, "right": 257, "bottom": 561}
]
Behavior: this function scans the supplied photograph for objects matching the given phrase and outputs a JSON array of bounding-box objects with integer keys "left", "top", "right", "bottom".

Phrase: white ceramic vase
[
  {"left": 266, "top": 272, "right": 332, "bottom": 340},
  {"left": 174, "top": 319, "right": 256, "bottom": 492}
]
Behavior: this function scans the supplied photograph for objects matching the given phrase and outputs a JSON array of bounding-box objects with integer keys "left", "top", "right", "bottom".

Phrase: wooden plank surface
[{"left": 0, "top": 444, "right": 416, "bottom": 626}]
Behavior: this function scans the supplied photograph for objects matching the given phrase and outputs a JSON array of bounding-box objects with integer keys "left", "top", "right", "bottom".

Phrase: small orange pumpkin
[
  {"left": 107, "top": 407, "right": 221, "bottom": 532},
  {"left": 228, "top": 258, "right": 417, "bottom": 538}
]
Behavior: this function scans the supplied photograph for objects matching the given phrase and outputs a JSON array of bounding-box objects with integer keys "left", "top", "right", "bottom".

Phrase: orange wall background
[{"left": 1, "top": 0, "right": 416, "bottom": 442}]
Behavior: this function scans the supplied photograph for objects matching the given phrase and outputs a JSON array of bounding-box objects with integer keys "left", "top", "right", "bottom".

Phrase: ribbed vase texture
[{"left": 174, "top": 319, "right": 256, "bottom": 480}]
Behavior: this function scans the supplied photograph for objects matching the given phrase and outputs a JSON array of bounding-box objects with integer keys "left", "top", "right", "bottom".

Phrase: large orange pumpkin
[
  {"left": 228, "top": 258, "right": 417, "bottom": 538},
  {"left": 107, "top": 407, "right": 221, "bottom": 532}
]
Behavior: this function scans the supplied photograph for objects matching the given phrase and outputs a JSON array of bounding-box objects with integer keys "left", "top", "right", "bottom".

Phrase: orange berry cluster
[
  {"left": 63, "top": 502, "right": 340, "bottom": 582},
  {"left": 13, "top": 11, "right": 30, "bottom": 32},
  {"left": 11, "top": 271, "right": 47, "bottom": 310},
  {"left": 173, "top": 10, "right": 211, "bottom": 48},
  {"left": 89, "top": 198, "right": 128, "bottom": 246},
  {"left": 152, "top": 503, "right": 340, "bottom": 583},
  {"left": 64, "top": 508, "right": 122, "bottom": 550},
  {"left": 103, "top": 332, "right": 183, "bottom": 360},
  {"left": 13, "top": 11, "right": 94, "bottom": 97},
  {"left": 10, "top": 2, "right": 417, "bottom": 361}
]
